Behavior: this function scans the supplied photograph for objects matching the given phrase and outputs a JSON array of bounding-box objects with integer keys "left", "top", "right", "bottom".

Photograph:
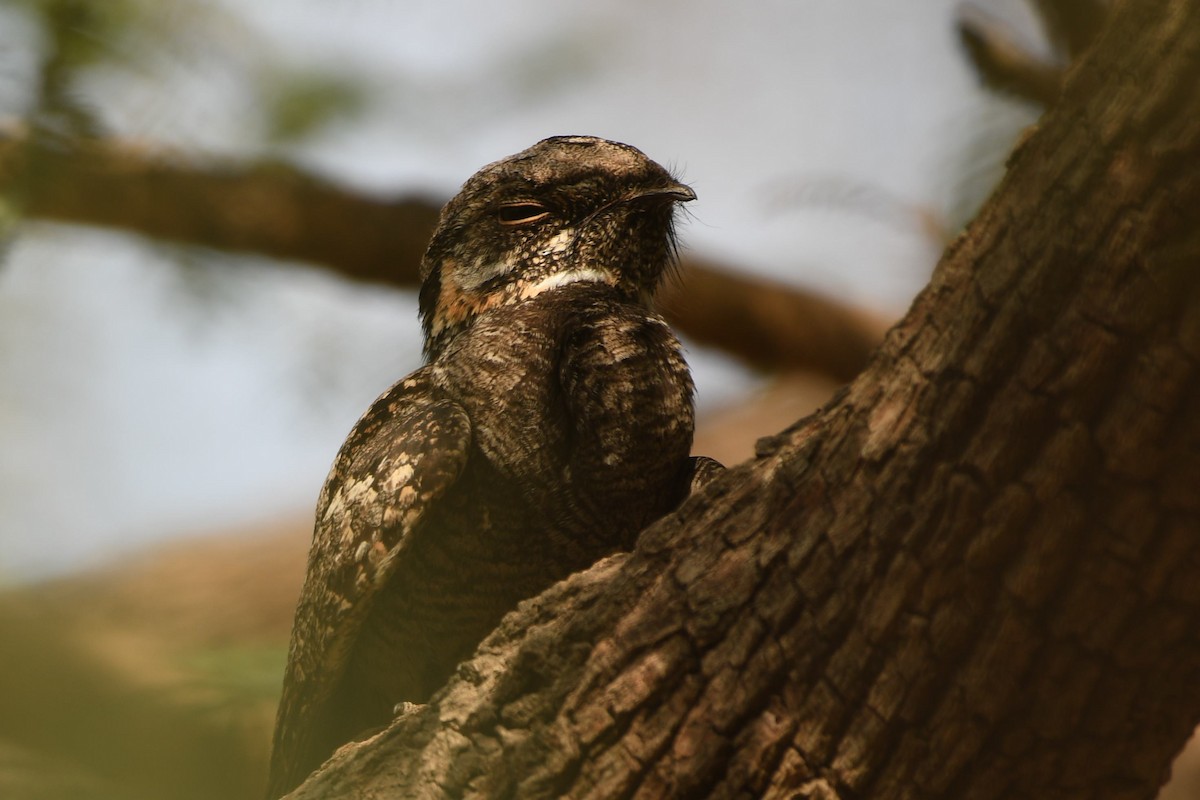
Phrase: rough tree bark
[{"left": 284, "top": 1, "right": 1200, "bottom": 798}]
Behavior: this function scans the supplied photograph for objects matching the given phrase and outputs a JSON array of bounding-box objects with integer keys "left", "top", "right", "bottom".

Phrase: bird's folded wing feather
[{"left": 268, "top": 369, "right": 471, "bottom": 794}]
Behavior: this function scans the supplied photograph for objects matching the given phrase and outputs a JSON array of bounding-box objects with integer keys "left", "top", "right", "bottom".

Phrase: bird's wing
[{"left": 267, "top": 368, "right": 471, "bottom": 796}]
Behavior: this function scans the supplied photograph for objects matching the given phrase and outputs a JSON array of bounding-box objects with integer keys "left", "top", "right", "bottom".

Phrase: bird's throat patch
[{"left": 430, "top": 265, "right": 617, "bottom": 339}]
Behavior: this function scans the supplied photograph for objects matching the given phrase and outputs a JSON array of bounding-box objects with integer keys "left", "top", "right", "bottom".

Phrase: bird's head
[{"left": 418, "top": 135, "right": 695, "bottom": 360}]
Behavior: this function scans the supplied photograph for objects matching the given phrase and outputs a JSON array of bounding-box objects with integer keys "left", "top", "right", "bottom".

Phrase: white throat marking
[{"left": 518, "top": 268, "right": 616, "bottom": 300}]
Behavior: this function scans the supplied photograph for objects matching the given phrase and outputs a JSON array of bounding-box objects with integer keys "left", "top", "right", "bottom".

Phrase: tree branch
[
  {"left": 0, "top": 136, "right": 886, "bottom": 381},
  {"left": 957, "top": 10, "right": 1065, "bottom": 107},
  {"left": 956, "top": 0, "right": 1112, "bottom": 110},
  {"left": 3, "top": 136, "right": 440, "bottom": 286},
  {"left": 1029, "top": 0, "right": 1110, "bottom": 58},
  {"left": 658, "top": 259, "right": 888, "bottom": 382}
]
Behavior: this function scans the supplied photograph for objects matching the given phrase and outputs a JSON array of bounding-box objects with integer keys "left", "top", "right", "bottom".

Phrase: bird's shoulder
[{"left": 312, "top": 367, "right": 472, "bottom": 581}]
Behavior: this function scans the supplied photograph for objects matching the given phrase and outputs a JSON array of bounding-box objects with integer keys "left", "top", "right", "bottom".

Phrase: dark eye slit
[{"left": 497, "top": 202, "right": 551, "bottom": 224}]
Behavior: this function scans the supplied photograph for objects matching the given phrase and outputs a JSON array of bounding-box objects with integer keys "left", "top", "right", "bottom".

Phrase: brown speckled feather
[{"left": 267, "top": 371, "right": 470, "bottom": 795}]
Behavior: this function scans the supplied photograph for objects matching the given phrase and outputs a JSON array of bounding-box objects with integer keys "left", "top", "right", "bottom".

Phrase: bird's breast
[{"left": 434, "top": 287, "right": 695, "bottom": 539}]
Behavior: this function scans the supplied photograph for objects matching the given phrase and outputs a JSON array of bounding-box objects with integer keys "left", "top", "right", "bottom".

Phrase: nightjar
[{"left": 267, "top": 136, "right": 720, "bottom": 797}]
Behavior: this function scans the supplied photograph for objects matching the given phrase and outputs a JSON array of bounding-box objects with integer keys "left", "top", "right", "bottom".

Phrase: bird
[{"left": 266, "top": 135, "right": 720, "bottom": 797}]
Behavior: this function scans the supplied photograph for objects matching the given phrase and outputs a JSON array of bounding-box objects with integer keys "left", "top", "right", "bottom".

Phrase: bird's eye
[{"left": 497, "top": 202, "right": 551, "bottom": 225}]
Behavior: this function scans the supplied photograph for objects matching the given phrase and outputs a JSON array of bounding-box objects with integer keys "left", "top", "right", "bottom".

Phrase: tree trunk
[{"left": 284, "top": 1, "right": 1200, "bottom": 797}]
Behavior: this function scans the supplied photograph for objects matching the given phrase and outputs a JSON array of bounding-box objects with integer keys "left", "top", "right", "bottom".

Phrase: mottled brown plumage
[{"left": 267, "top": 136, "right": 719, "bottom": 797}]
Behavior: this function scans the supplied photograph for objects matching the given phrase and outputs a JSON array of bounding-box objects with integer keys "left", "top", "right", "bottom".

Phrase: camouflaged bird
[{"left": 266, "top": 136, "right": 721, "bottom": 797}]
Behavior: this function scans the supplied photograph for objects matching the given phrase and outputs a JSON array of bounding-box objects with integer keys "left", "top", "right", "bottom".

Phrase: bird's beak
[{"left": 627, "top": 183, "right": 697, "bottom": 204}]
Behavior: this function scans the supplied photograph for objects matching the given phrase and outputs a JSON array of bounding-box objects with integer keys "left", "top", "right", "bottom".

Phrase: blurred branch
[
  {"left": 956, "top": 0, "right": 1111, "bottom": 108},
  {"left": 1029, "top": 0, "right": 1109, "bottom": 58},
  {"left": 659, "top": 259, "right": 888, "bottom": 382},
  {"left": 0, "top": 136, "right": 888, "bottom": 381},
  {"left": 957, "top": 11, "right": 1065, "bottom": 107},
  {"left": 2, "top": 136, "right": 440, "bottom": 285}
]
